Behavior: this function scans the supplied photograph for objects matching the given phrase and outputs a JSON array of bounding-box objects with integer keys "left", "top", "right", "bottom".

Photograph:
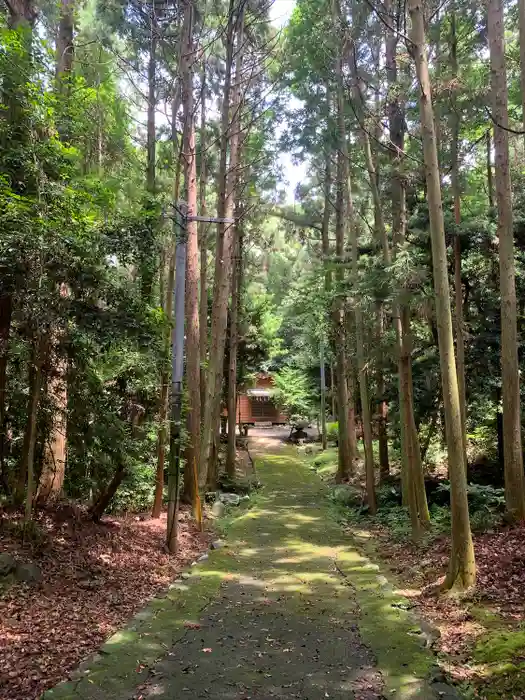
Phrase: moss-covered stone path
[{"left": 44, "top": 439, "right": 459, "bottom": 700}]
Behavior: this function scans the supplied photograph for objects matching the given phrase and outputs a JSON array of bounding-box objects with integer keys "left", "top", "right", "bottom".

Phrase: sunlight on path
[{"left": 44, "top": 438, "right": 456, "bottom": 700}]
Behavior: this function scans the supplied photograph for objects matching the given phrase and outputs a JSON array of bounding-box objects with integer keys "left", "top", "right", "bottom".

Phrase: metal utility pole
[
  {"left": 166, "top": 203, "right": 234, "bottom": 554},
  {"left": 166, "top": 203, "right": 187, "bottom": 554}
]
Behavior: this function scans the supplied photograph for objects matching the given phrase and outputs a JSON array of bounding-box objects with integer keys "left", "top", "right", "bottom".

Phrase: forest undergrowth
[{"left": 309, "top": 447, "right": 525, "bottom": 700}]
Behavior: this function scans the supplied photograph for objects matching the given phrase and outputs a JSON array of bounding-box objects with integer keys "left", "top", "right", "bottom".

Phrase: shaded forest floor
[
  {"left": 0, "top": 506, "right": 210, "bottom": 700},
  {"left": 308, "top": 446, "right": 525, "bottom": 700},
  {"left": 371, "top": 523, "right": 525, "bottom": 698}
]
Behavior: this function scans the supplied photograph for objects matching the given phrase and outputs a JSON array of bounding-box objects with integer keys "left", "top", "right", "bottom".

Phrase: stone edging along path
[{"left": 43, "top": 444, "right": 460, "bottom": 700}]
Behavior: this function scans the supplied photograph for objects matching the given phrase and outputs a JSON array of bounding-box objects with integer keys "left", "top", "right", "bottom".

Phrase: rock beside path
[
  {"left": 0, "top": 553, "right": 42, "bottom": 584},
  {"left": 15, "top": 562, "right": 43, "bottom": 583},
  {"left": 211, "top": 501, "right": 226, "bottom": 517},
  {"left": 0, "top": 553, "right": 16, "bottom": 576}
]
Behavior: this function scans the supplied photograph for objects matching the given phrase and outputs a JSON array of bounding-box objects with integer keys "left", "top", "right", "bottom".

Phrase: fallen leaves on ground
[
  {"left": 0, "top": 506, "right": 210, "bottom": 700},
  {"left": 366, "top": 521, "right": 525, "bottom": 695}
]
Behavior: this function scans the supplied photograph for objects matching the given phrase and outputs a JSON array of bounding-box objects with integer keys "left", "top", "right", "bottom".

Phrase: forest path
[{"left": 44, "top": 437, "right": 454, "bottom": 700}]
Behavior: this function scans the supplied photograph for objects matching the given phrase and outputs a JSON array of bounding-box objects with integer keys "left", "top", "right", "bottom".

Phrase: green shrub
[
  {"left": 326, "top": 422, "right": 338, "bottom": 443},
  {"left": 374, "top": 505, "right": 413, "bottom": 541},
  {"left": 272, "top": 367, "right": 314, "bottom": 424},
  {"left": 431, "top": 484, "right": 504, "bottom": 533},
  {"left": 467, "top": 423, "right": 498, "bottom": 461},
  {"left": 109, "top": 462, "right": 156, "bottom": 514},
  {"left": 375, "top": 482, "right": 402, "bottom": 508},
  {"left": 330, "top": 484, "right": 362, "bottom": 507},
  {"left": 466, "top": 483, "right": 506, "bottom": 512},
  {"left": 428, "top": 504, "right": 451, "bottom": 533},
  {"left": 469, "top": 508, "right": 504, "bottom": 532},
  {"left": 436, "top": 482, "right": 505, "bottom": 527},
  {"left": 312, "top": 448, "right": 338, "bottom": 478}
]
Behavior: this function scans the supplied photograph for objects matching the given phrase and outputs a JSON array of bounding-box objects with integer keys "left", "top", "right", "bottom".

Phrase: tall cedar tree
[
  {"left": 37, "top": 0, "right": 76, "bottom": 503},
  {"left": 486, "top": 0, "right": 525, "bottom": 519},
  {"left": 333, "top": 0, "right": 376, "bottom": 511},
  {"left": 408, "top": 0, "right": 475, "bottom": 588},
  {"left": 331, "top": 0, "right": 354, "bottom": 482},
  {"left": 182, "top": 0, "right": 201, "bottom": 504},
  {"left": 201, "top": 0, "right": 245, "bottom": 488}
]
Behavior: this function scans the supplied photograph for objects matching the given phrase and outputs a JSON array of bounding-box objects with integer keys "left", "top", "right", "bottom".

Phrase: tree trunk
[
  {"left": 320, "top": 341, "right": 327, "bottom": 450},
  {"left": 38, "top": 1, "right": 76, "bottom": 501},
  {"left": 152, "top": 85, "right": 182, "bottom": 518},
  {"left": 487, "top": 128, "right": 494, "bottom": 209},
  {"left": 199, "top": 65, "right": 208, "bottom": 412},
  {"left": 331, "top": 11, "right": 354, "bottom": 481},
  {"left": 226, "top": 225, "right": 243, "bottom": 477},
  {"left": 17, "top": 336, "right": 45, "bottom": 517},
  {"left": 55, "top": 0, "right": 74, "bottom": 82},
  {"left": 6, "top": 1, "right": 36, "bottom": 28},
  {"left": 334, "top": 317, "right": 352, "bottom": 481},
  {"left": 354, "top": 305, "right": 376, "bottom": 513},
  {"left": 385, "top": 0, "right": 429, "bottom": 526},
  {"left": 401, "top": 306, "right": 430, "bottom": 526},
  {"left": 146, "top": 14, "right": 157, "bottom": 196},
  {"left": 0, "top": 295, "right": 12, "bottom": 479},
  {"left": 487, "top": 0, "right": 525, "bottom": 520},
  {"left": 397, "top": 314, "right": 424, "bottom": 537},
  {"left": 140, "top": 8, "right": 157, "bottom": 305},
  {"left": 333, "top": 0, "right": 374, "bottom": 508},
  {"left": 351, "top": 66, "right": 390, "bottom": 481},
  {"left": 181, "top": 0, "right": 200, "bottom": 505},
  {"left": 321, "top": 132, "right": 332, "bottom": 296},
  {"left": 201, "top": 0, "right": 244, "bottom": 489},
  {"left": 520, "top": 0, "right": 525, "bottom": 151},
  {"left": 90, "top": 463, "right": 126, "bottom": 523},
  {"left": 346, "top": 360, "right": 358, "bottom": 464},
  {"left": 330, "top": 363, "right": 336, "bottom": 419},
  {"left": 376, "top": 317, "right": 389, "bottom": 481},
  {"left": 320, "top": 136, "right": 331, "bottom": 452},
  {"left": 450, "top": 8, "right": 468, "bottom": 469},
  {"left": 408, "top": 0, "right": 475, "bottom": 589},
  {"left": 37, "top": 345, "right": 67, "bottom": 502}
]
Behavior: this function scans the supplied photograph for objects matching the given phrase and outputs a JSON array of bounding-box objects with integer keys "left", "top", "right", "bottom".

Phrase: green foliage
[
  {"left": 375, "top": 483, "right": 402, "bottom": 509},
  {"left": 238, "top": 291, "right": 284, "bottom": 381},
  {"left": 326, "top": 421, "right": 338, "bottom": 443},
  {"left": 272, "top": 367, "right": 314, "bottom": 424},
  {"left": 0, "top": 18, "right": 168, "bottom": 517},
  {"left": 436, "top": 483, "right": 505, "bottom": 532},
  {"left": 0, "top": 0, "right": 286, "bottom": 523},
  {"left": 438, "top": 482, "right": 505, "bottom": 512},
  {"left": 330, "top": 484, "right": 362, "bottom": 507},
  {"left": 109, "top": 462, "right": 156, "bottom": 513},
  {"left": 311, "top": 447, "right": 338, "bottom": 478}
]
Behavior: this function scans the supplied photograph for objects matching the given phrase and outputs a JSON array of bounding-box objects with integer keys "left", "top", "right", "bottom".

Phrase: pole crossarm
[
  {"left": 169, "top": 200, "right": 235, "bottom": 225},
  {"left": 187, "top": 215, "right": 235, "bottom": 224}
]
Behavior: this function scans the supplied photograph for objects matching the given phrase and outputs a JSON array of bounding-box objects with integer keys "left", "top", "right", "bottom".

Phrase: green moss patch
[
  {"left": 474, "top": 629, "right": 525, "bottom": 663},
  {"left": 311, "top": 447, "right": 338, "bottom": 478}
]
